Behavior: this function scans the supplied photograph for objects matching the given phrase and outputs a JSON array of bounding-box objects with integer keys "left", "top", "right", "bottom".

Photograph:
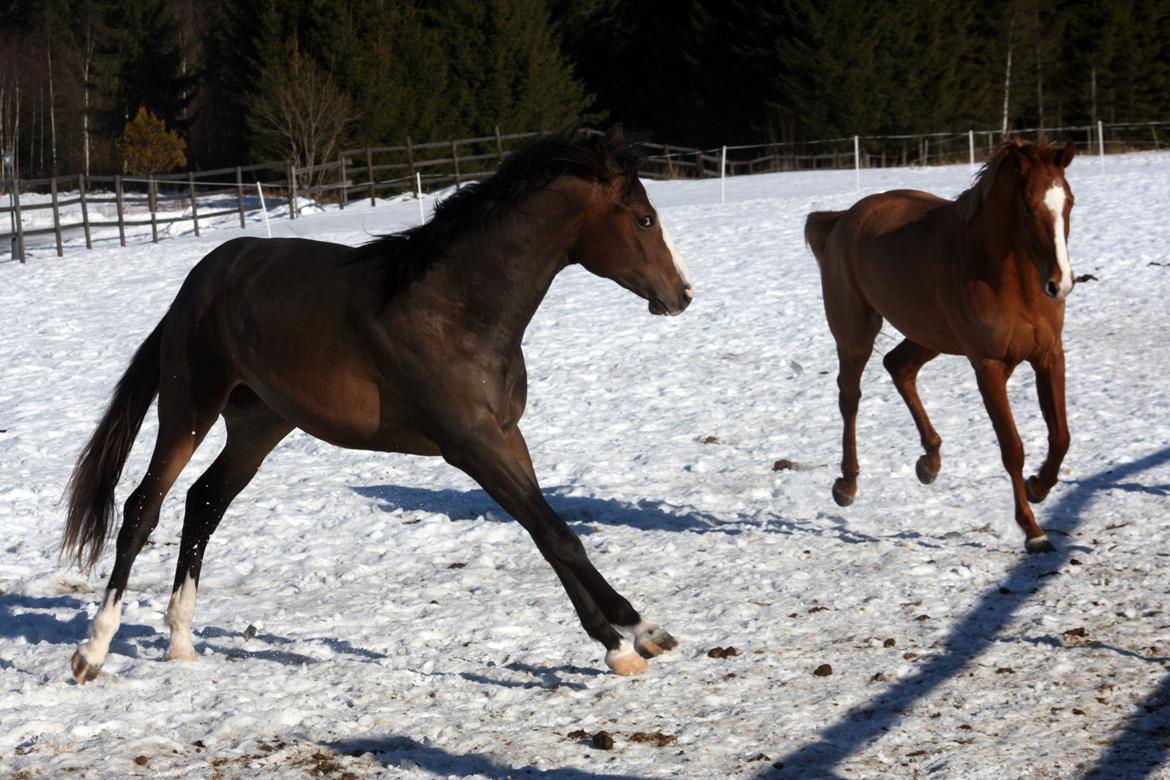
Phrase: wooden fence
[{"left": 3, "top": 120, "right": 1169, "bottom": 263}]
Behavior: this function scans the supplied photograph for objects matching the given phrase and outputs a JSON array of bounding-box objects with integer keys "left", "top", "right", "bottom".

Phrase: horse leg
[
  {"left": 72, "top": 378, "right": 228, "bottom": 683},
  {"left": 443, "top": 421, "right": 660, "bottom": 675},
  {"left": 971, "top": 359, "right": 1053, "bottom": 553},
  {"left": 883, "top": 338, "right": 943, "bottom": 484},
  {"left": 164, "top": 388, "right": 292, "bottom": 662},
  {"left": 829, "top": 314, "right": 882, "bottom": 507},
  {"left": 503, "top": 427, "right": 676, "bottom": 661},
  {"left": 1025, "top": 350, "right": 1069, "bottom": 504}
]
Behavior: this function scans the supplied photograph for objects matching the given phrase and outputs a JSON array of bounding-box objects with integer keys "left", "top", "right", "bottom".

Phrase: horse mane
[
  {"left": 348, "top": 127, "right": 646, "bottom": 296},
  {"left": 954, "top": 138, "right": 1064, "bottom": 223}
]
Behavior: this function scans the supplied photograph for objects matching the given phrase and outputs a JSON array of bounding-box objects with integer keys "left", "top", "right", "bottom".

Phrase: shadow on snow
[{"left": 757, "top": 446, "right": 1170, "bottom": 779}]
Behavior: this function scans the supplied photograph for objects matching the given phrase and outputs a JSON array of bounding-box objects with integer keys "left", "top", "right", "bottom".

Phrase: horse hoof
[
  {"left": 1025, "top": 535, "right": 1055, "bottom": 554},
  {"left": 634, "top": 625, "right": 678, "bottom": 659},
  {"left": 831, "top": 480, "right": 855, "bottom": 507},
  {"left": 915, "top": 456, "right": 938, "bottom": 485},
  {"left": 164, "top": 647, "right": 198, "bottom": 662},
  {"left": 606, "top": 642, "right": 649, "bottom": 676},
  {"left": 71, "top": 650, "right": 102, "bottom": 684},
  {"left": 1025, "top": 476, "right": 1049, "bottom": 504}
]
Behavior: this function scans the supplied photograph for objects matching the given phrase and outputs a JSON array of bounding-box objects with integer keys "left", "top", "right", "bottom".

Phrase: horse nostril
[
  {"left": 1044, "top": 280, "right": 1059, "bottom": 299},
  {"left": 681, "top": 285, "right": 694, "bottom": 303}
]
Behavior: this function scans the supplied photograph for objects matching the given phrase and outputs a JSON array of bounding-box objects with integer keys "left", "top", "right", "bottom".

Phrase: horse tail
[
  {"left": 804, "top": 211, "right": 844, "bottom": 260},
  {"left": 63, "top": 319, "right": 164, "bottom": 571}
]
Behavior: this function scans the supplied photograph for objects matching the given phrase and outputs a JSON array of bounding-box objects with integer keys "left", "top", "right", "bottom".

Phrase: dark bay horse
[
  {"left": 806, "top": 139, "right": 1076, "bottom": 553},
  {"left": 63, "top": 128, "right": 693, "bottom": 683}
]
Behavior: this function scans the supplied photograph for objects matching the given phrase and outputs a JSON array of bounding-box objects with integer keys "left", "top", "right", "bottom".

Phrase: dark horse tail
[
  {"left": 804, "top": 211, "right": 844, "bottom": 260},
  {"left": 63, "top": 319, "right": 164, "bottom": 570}
]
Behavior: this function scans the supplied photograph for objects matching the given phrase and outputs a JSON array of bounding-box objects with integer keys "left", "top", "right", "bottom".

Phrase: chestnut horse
[
  {"left": 63, "top": 128, "right": 693, "bottom": 683},
  {"left": 806, "top": 139, "right": 1076, "bottom": 553}
]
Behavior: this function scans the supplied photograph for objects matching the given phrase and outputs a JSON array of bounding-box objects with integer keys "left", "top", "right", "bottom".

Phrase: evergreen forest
[{"left": 1, "top": 0, "right": 1168, "bottom": 177}]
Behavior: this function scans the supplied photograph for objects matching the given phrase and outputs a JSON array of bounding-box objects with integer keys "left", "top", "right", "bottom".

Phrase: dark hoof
[
  {"left": 1025, "top": 535, "right": 1055, "bottom": 554},
  {"left": 1025, "top": 476, "right": 1049, "bottom": 504},
  {"left": 71, "top": 650, "right": 101, "bottom": 684},
  {"left": 915, "top": 456, "right": 938, "bottom": 485},
  {"left": 635, "top": 626, "right": 678, "bottom": 659},
  {"left": 831, "top": 480, "right": 855, "bottom": 507}
]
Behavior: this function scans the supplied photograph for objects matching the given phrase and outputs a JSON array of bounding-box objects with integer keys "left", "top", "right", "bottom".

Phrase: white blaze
[
  {"left": 1044, "top": 184, "right": 1073, "bottom": 298},
  {"left": 660, "top": 219, "right": 693, "bottom": 289}
]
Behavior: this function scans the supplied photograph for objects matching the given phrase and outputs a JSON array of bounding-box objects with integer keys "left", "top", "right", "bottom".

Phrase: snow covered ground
[{"left": 1, "top": 151, "right": 1169, "bottom": 779}]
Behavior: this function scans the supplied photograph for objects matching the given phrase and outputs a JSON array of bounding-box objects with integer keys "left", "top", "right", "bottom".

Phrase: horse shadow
[
  {"left": 755, "top": 445, "right": 1170, "bottom": 779},
  {"left": 326, "top": 734, "right": 647, "bottom": 779},
  {"left": 0, "top": 593, "right": 153, "bottom": 648},
  {"left": 352, "top": 483, "right": 738, "bottom": 535}
]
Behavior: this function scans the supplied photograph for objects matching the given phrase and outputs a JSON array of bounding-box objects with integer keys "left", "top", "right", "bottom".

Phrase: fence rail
[{"left": 3, "top": 121, "right": 1168, "bottom": 263}]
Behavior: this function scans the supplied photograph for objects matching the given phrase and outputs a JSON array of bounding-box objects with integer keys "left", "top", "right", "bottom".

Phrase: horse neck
[
  {"left": 437, "top": 210, "right": 577, "bottom": 344},
  {"left": 967, "top": 207, "right": 1043, "bottom": 296}
]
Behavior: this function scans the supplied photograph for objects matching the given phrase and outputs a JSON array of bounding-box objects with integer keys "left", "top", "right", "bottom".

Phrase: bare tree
[{"left": 248, "top": 40, "right": 353, "bottom": 197}]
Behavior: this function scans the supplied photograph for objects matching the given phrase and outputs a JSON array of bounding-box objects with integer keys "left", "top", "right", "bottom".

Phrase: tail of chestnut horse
[
  {"left": 804, "top": 210, "right": 844, "bottom": 260},
  {"left": 63, "top": 320, "right": 164, "bottom": 570}
]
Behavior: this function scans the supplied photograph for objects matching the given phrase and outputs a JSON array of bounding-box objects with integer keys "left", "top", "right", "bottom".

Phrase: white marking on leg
[
  {"left": 1043, "top": 184, "right": 1073, "bottom": 298},
  {"left": 77, "top": 589, "right": 122, "bottom": 668},
  {"left": 164, "top": 573, "right": 199, "bottom": 661}
]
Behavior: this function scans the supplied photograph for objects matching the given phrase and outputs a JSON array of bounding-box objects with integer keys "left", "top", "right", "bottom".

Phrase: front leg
[
  {"left": 442, "top": 417, "right": 675, "bottom": 674},
  {"left": 972, "top": 359, "right": 1053, "bottom": 553},
  {"left": 1026, "top": 349, "right": 1070, "bottom": 504}
]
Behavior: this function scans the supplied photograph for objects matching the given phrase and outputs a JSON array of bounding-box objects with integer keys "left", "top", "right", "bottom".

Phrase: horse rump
[{"left": 804, "top": 210, "right": 844, "bottom": 260}]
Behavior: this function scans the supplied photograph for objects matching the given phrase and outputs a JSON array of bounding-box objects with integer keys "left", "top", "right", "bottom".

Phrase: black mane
[{"left": 348, "top": 127, "right": 646, "bottom": 295}]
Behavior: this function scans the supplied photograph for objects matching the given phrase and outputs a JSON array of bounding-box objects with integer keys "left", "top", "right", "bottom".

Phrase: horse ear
[
  {"left": 1055, "top": 139, "right": 1076, "bottom": 168},
  {"left": 1005, "top": 142, "right": 1035, "bottom": 173}
]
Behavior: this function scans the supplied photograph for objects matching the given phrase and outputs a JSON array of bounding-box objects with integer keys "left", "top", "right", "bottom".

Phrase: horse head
[
  {"left": 569, "top": 133, "right": 693, "bottom": 316},
  {"left": 1002, "top": 139, "right": 1077, "bottom": 301}
]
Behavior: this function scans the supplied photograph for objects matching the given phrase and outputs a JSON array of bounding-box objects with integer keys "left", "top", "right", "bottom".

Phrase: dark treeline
[{"left": 1, "top": 0, "right": 1168, "bottom": 178}]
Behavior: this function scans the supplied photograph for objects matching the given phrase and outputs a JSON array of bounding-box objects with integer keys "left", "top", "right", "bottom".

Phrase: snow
[{"left": 2, "top": 153, "right": 1170, "bottom": 778}]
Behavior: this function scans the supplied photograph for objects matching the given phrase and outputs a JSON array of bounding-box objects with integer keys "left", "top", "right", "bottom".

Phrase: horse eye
[
  {"left": 1023, "top": 204, "right": 1033, "bottom": 217},
  {"left": 637, "top": 215, "right": 655, "bottom": 229}
]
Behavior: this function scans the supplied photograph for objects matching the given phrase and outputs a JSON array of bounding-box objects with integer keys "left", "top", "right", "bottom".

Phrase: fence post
[
  {"left": 115, "top": 174, "right": 126, "bottom": 246},
  {"left": 853, "top": 135, "right": 861, "bottom": 191},
  {"left": 50, "top": 176, "right": 63, "bottom": 257},
  {"left": 256, "top": 181, "right": 272, "bottom": 238},
  {"left": 1097, "top": 120, "right": 1105, "bottom": 170},
  {"left": 339, "top": 153, "right": 348, "bottom": 210},
  {"left": 12, "top": 177, "right": 25, "bottom": 263},
  {"left": 188, "top": 171, "right": 200, "bottom": 237},
  {"left": 968, "top": 130, "right": 976, "bottom": 166},
  {"left": 720, "top": 145, "right": 727, "bottom": 204},
  {"left": 405, "top": 136, "right": 416, "bottom": 184},
  {"left": 366, "top": 147, "right": 376, "bottom": 206},
  {"left": 695, "top": 150, "right": 704, "bottom": 178},
  {"left": 495, "top": 125, "right": 505, "bottom": 165},
  {"left": 148, "top": 176, "right": 159, "bottom": 243},
  {"left": 235, "top": 166, "right": 246, "bottom": 228},
  {"left": 451, "top": 140, "right": 462, "bottom": 189},
  {"left": 286, "top": 161, "right": 298, "bottom": 219},
  {"left": 663, "top": 145, "right": 675, "bottom": 178},
  {"left": 78, "top": 174, "right": 92, "bottom": 249}
]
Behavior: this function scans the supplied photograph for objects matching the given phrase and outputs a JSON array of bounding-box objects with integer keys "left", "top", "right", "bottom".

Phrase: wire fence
[{"left": 2, "top": 120, "right": 1167, "bottom": 263}]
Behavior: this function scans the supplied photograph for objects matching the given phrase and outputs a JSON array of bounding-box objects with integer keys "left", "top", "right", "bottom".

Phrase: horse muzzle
[{"left": 649, "top": 284, "right": 694, "bottom": 316}]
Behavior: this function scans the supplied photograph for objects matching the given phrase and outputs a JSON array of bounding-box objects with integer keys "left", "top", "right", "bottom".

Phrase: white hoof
[
  {"left": 163, "top": 645, "right": 198, "bottom": 662},
  {"left": 605, "top": 641, "right": 648, "bottom": 676}
]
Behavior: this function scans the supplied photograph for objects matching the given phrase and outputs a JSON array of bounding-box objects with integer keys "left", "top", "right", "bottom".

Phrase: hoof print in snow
[
  {"left": 591, "top": 731, "right": 615, "bottom": 750},
  {"left": 883, "top": 638, "right": 896, "bottom": 648},
  {"left": 813, "top": 663, "right": 833, "bottom": 677},
  {"left": 772, "top": 458, "right": 799, "bottom": 471},
  {"left": 1063, "top": 626, "right": 1088, "bottom": 640},
  {"left": 748, "top": 753, "right": 771, "bottom": 762},
  {"left": 134, "top": 756, "right": 149, "bottom": 767},
  {"left": 707, "top": 646, "right": 738, "bottom": 658},
  {"left": 701, "top": 435, "right": 720, "bottom": 444},
  {"left": 566, "top": 729, "right": 590, "bottom": 741},
  {"left": 243, "top": 624, "right": 257, "bottom": 641}
]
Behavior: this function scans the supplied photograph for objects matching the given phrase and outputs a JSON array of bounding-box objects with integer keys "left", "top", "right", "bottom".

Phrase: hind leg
[
  {"left": 72, "top": 376, "right": 229, "bottom": 683},
  {"left": 165, "top": 388, "right": 292, "bottom": 661},
  {"left": 883, "top": 339, "right": 943, "bottom": 484},
  {"left": 823, "top": 296, "right": 882, "bottom": 507}
]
